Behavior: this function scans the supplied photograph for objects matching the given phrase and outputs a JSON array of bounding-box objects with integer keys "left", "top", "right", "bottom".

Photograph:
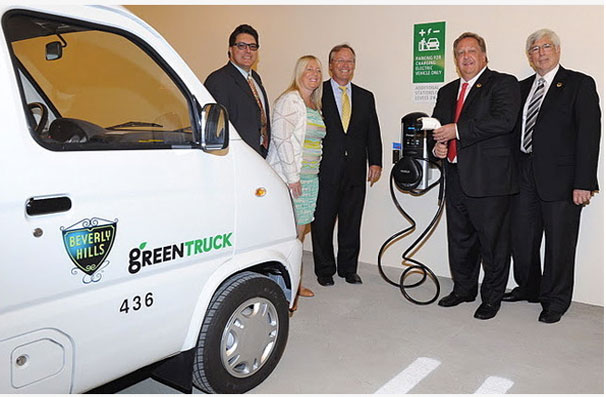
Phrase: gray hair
[{"left": 526, "top": 29, "right": 560, "bottom": 52}]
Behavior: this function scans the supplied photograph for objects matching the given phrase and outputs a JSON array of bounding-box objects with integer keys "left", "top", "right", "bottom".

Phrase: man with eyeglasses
[
  {"left": 205, "top": 24, "right": 271, "bottom": 158},
  {"left": 311, "top": 44, "right": 382, "bottom": 287},
  {"left": 503, "top": 29, "right": 601, "bottom": 324}
]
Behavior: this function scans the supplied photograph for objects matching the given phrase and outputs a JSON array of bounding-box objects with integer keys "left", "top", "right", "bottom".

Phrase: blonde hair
[{"left": 281, "top": 55, "right": 323, "bottom": 110}]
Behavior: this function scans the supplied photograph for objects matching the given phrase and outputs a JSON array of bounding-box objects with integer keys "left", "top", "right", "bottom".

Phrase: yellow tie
[{"left": 339, "top": 86, "right": 351, "bottom": 132}]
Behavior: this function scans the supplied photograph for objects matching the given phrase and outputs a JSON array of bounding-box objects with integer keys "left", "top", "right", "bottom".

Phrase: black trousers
[
  {"left": 511, "top": 154, "right": 582, "bottom": 314},
  {"left": 311, "top": 177, "right": 366, "bottom": 278},
  {"left": 445, "top": 164, "right": 512, "bottom": 305}
]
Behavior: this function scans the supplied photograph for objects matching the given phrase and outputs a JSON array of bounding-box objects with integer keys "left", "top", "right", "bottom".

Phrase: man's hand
[
  {"left": 433, "top": 142, "right": 448, "bottom": 159},
  {"left": 288, "top": 181, "right": 302, "bottom": 199},
  {"left": 368, "top": 165, "right": 382, "bottom": 187},
  {"left": 432, "top": 123, "right": 457, "bottom": 143},
  {"left": 573, "top": 189, "right": 593, "bottom": 206}
]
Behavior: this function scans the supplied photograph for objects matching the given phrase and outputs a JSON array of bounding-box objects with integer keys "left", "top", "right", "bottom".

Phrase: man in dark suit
[
  {"left": 311, "top": 44, "right": 382, "bottom": 286},
  {"left": 431, "top": 32, "right": 520, "bottom": 320},
  {"left": 204, "top": 24, "right": 270, "bottom": 158},
  {"left": 503, "top": 29, "right": 601, "bottom": 324}
]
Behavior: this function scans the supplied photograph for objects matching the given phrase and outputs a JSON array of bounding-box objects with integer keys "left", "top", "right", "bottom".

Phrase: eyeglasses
[
  {"left": 233, "top": 42, "right": 259, "bottom": 51},
  {"left": 528, "top": 43, "right": 554, "bottom": 54}
]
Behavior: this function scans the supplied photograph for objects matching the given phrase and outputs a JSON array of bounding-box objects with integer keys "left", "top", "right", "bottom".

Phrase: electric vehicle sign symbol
[{"left": 61, "top": 217, "right": 117, "bottom": 281}]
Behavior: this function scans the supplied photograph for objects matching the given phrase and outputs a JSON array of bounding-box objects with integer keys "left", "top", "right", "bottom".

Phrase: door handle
[{"left": 26, "top": 196, "right": 72, "bottom": 216}]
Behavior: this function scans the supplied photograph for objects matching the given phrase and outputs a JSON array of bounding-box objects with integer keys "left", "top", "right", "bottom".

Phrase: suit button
[{"left": 345, "top": 150, "right": 348, "bottom": 157}]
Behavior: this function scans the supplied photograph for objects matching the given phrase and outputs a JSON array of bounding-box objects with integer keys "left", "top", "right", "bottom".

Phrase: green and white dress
[{"left": 292, "top": 107, "right": 326, "bottom": 225}]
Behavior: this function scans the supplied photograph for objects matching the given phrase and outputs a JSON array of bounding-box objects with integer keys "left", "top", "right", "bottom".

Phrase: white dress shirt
[{"left": 520, "top": 64, "right": 560, "bottom": 152}]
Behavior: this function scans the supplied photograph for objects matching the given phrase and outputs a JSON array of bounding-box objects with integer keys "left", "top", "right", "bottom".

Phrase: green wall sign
[{"left": 413, "top": 21, "right": 446, "bottom": 83}]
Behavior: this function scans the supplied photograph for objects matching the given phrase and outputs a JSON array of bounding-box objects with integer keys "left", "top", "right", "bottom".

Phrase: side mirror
[
  {"left": 200, "top": 103, "right": 229, "bottom": 151},
  {"left": 45, "top": 41, "right": 63, "bottom": 61}
]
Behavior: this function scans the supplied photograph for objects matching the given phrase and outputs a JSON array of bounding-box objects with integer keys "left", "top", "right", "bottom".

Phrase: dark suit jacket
[
  {"left": 432, "top": 68, "right": 521, "bottom": 197},
  {"left": 319, "top": 80, "right": 382, "bottom": 186},
  {"left": 204, "top": 62, "right": 271, "bottom": 157},
  {"left": 514, "top": 66, "right": 601, "bottom": 201}
]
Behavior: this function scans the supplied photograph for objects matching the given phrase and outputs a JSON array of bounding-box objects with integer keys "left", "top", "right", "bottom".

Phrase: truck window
[{"left": 4, "top": 12, "right": 195, "bottom": 149}]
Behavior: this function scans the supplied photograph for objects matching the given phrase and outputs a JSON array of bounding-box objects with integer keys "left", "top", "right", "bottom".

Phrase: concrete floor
[{"left": 116, "top": 251, "right": 603, "bottom": 394}]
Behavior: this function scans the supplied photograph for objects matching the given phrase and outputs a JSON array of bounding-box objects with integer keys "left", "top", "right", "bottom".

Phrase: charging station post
[{"left": 377, "top": 112, "right": 445, "bottom": 305}]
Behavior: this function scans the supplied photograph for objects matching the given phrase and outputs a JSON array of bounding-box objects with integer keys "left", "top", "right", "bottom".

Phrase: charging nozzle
[{"left": 417, "top": 117, "right": 442, "bottom": 130}]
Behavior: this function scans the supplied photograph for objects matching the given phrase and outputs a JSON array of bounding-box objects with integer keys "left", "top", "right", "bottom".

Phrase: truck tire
[{"left": 192, "top": 271, "right": 289, "bottom": 393}]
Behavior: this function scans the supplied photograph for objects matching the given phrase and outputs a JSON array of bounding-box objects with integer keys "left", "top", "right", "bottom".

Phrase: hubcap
[{"left": 220, "top": 297, "right": 279, "bottom": 378}]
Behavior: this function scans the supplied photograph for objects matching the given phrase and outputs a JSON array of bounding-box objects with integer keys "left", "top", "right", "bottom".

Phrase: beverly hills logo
[{"left": 61, "top": 217, "right": 117, "bottom": 283}]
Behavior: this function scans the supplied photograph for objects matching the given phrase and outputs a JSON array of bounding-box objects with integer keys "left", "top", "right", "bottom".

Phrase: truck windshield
[{"left": 5, "top": 13, "right": 194, "bottom": 148}]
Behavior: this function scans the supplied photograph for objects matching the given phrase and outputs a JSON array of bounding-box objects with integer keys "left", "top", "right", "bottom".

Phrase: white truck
[{"left": 0, "top": 5, "right": 301, "bottom": 394}]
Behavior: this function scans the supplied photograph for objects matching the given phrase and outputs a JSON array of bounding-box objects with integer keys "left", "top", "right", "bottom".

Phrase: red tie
[{"left": 448, "top": 82, "right": 469, "bottom": 162}]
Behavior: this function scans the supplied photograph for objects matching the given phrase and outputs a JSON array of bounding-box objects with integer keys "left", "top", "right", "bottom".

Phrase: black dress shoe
[
  {"left": 539, "top": 310, "right": 562, "bottom": 324},
  {"left": 344, "top": 273, "right": 362, "bottom": 284},
  {"left": 437, "top": 292, "right": 475, "bottom": 307},
  {"left": 502, "top": 288, "right": 539, "bottom": 303},
  {"left": 317, "top": 276, "right": 334, "bottom": 286},
  {"left": 474, "top": 302, "right": 501, "bottom": 320}
]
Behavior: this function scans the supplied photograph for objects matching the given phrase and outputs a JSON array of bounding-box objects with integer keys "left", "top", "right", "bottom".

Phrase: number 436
[{"left": 120, "top": 292, "right": 154, "bottom": 314}]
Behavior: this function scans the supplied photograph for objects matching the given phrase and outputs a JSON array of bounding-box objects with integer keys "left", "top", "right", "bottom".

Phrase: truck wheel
[{"left": 192, "top": 271, "right": 289, "bottom": 393}]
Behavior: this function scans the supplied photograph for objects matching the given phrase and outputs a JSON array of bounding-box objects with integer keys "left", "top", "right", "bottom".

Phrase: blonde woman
[{"left": 267, "top": 55, "right": 325, "bottom": 309}]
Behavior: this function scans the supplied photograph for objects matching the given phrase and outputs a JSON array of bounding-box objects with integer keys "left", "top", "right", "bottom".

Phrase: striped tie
[
  {"left": 247, "top": 75, "right": 268, "bottom": 149},
  {"left": 339, "top": 86, "right": 351, "bottom": 132},
  {"left": 522, "top": 78, "right": 546, "bottom": 153}
]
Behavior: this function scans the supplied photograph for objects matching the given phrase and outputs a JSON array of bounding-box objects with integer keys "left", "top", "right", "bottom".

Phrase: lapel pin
[
  {"left": 476, "top": 83, "right": 482, "bottom": 88},
  {"left": 556, "top": 82, "right": 563, "bottom": 87}
]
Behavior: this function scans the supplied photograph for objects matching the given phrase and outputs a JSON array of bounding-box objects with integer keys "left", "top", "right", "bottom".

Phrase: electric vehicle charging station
[{"left": 377, "top": 112, "right": 445, "bottom": 305}]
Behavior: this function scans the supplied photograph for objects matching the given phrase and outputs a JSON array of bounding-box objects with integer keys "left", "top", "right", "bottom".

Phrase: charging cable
[{"left": 377, "top": 117, "right": 445, "bottom": 305}]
